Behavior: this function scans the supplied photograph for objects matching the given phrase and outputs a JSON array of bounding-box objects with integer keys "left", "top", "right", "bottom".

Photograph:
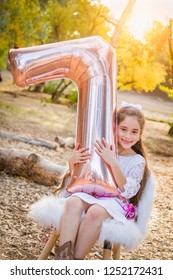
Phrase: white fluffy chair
[{"left": 29, "top": 172, "right": 155, "bottom": 260}]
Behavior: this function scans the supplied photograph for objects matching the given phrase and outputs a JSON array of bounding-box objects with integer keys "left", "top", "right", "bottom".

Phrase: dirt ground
[{"left": 0, "top": 71, "right": 173, "bottom": 260}]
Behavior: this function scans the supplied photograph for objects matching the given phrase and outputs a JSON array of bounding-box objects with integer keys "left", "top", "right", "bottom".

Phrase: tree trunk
[
  {"left": 0, "top": 130, "right": 58, "bottom": 150},
  {"left": 52, "top": 80, "right": 72, "bottom": 103},
  {"left": 0, "top": 148, "right": 67, "bottom": 186},
  {"left": 168, "top": 124, "right": 173, "bottom": 136},
  {"left": 28, "top": 83, "right": 45, "bottom": 92},
  {"left": 51, "top": 79, "right": 64, "bottom": 102},
  {"left": 111, "top": 0, "right": 137, "bottom": 47}
]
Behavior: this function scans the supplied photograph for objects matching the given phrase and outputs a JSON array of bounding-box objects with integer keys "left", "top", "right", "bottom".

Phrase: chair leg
[
  {"left": 38, "top": 231, "right": 59, "bottom": 260},
  {"left": 112, "top": 244, "right": 121, "bottom": 260},
  {"left": 103, "top": 240, "right": 112, "bottom": 260}
]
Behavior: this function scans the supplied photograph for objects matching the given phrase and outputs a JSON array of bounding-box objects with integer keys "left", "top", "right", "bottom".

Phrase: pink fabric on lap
[{"left": 67, "top": 183, "right": 119, "bottom": 198}]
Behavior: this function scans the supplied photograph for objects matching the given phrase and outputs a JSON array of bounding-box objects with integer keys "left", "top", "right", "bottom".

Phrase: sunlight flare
[{"left": 126, "top": 16, "right": 153, "bottom": 40}]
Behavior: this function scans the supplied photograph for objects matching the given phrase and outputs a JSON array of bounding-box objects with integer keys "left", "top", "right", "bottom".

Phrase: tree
[
  {"left": 0, "top": 0, "right": 47, "bottom": 68},
  {"left": 39, "top": 0, "right": 111, "bottom": 101},
  {"left": 111, "top": 0, "right": 137, "bottom": 47},
  {"left": 116, "top": 28, "right": 167, "bottom": 92},
  {"left": 45, "top": 0, "right": 111, "bottom": 42},
  {"left": 144, "top": 20, "right": 172, "bottom": 87},
  {"left": 144, "top": 19, "right": 173, "bottom": 115}
]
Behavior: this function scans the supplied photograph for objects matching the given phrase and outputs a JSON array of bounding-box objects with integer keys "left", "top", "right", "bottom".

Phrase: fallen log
[
  {"left": 0, "top": 130, "right": 58, "bottom": 150},
  {"left": 0, "top": 130, "right": 75, "bottom": 149},
  {"left": 55, "top": 136, "right": 75, "bottom": 148},
  {"left": 0, "top": 148, "right": 67, "bottom": 186}
]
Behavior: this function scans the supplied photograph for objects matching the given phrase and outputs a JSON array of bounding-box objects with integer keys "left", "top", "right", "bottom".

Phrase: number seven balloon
[{"left": 9, "top": 36, "right": 117, "bottom": 196}]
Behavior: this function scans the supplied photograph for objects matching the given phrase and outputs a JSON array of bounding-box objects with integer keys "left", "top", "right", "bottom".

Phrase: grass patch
[
  {"left": 0, "top": 100, "right": 37, "bottom": 116},
  {"left": 145, "top": 137, "right": 173, "bottom": 157},
  {"left": 146, "top": 117, "right": 173, "bottom": 126}
]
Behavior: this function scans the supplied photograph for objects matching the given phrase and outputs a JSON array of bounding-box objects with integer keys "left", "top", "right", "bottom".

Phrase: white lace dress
[{"left": 71, "top": 154, "right": 146, "bottom": 222}]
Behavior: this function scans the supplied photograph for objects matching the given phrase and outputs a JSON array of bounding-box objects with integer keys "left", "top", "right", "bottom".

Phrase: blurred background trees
[{"left": 0, "top": 0, "right": 172, "bottom": 104}]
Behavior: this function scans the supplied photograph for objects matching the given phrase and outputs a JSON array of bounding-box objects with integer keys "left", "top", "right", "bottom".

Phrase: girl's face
[{"left": 118, "top": 116, "right": 141, "bottom": 151}]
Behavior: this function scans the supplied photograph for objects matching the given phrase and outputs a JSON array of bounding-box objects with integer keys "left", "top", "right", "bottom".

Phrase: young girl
[{"left": 55, "top": 101, "right": 149, "bottom": 260}]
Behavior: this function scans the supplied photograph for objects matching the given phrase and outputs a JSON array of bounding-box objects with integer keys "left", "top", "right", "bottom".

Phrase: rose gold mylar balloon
[{"left": 9, "top": 36, "right": 117, "bottom": 195}]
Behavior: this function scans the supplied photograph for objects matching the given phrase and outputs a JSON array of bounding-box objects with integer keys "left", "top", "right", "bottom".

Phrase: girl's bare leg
[
  {"left": 74, "top": 204, "right": 111, "bottom": 259},
  {"left": 59, "top": 196, "right": 90, "bottom": 246}
]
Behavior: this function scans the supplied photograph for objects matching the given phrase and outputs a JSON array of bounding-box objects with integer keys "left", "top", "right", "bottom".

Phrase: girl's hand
[
  {"left": 94, "top": 138, "right": 116, "bottom": 167},
  {"left": 69, "top": 143, "right": 91, "bottom": 173}
]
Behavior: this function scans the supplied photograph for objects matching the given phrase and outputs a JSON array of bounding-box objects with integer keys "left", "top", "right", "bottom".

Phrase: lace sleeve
[{"left": 120, "top": 162, "right": 146, "bottom": 199}]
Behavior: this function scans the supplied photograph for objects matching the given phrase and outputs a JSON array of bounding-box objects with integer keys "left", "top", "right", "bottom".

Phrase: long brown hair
[{"left": 114, "top": 106, "right": 149, "bottom": 205}]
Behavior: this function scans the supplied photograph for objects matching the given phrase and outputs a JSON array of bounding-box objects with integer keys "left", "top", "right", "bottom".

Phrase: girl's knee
[
  {"left": 65, "top": 196, "right": 84, "bottom": 213},
  {"left": 86, "top": 205, "right": 109, "bottom": 223}
]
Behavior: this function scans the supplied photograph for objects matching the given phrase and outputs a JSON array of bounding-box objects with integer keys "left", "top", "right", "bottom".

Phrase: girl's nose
[{"left": 124, "top": 131, "right": 131, "bottom": 138}]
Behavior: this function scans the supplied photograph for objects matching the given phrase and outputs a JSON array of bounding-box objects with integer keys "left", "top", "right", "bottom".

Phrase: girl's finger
[
  {"left": 95, "top": 139, "right": 104, "bottom": 149},
  {"left": 79, "top": 147, "right": 90, "bottom": 153},
  {"left": 110, "top": 144, "right": 114, "bottom": 151},
  {"left": 102, "top": 138, "right": 108, "bottom": 147},
  {"left": 95, "top": 149, "right": 101, "bottom": 156},
  {"left": 95, "top": 150, "right": 104, "bottom": 160},
  {"left": 75, "top": 143, "right": 81, "bottom": 150},
  {"left": 94, "top": 143, "right": 102, "bottom": 153},
  {"left": 79, "top": 159, "right": 90, "bottom": 164},
  {"left": 111, "top": 144, "right": 115, "bottom": 151},
  {"left": 81, "top": 153, "right": 91, "bottom": 158}
]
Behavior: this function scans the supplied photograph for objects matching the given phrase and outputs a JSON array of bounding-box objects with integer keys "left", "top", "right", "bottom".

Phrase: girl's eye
[
  {"left": 132, "top": 131, "right": 138, "bottom": 134},
  {"left": 121, "top": 128, "right": 126, "bottom": 131}
]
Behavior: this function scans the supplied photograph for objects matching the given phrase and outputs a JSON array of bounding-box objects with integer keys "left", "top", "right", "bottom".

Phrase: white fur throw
[{"left": 29, "top": 173, "right": 155, "bottom": 251}]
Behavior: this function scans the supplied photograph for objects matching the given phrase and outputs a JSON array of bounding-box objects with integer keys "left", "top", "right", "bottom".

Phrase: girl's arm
[
  {"left": 94, "top": 138, "right": 126, "bottom": 192},
  {"left": 108, "top": 158, "right": 126, "bottom": 192},
  {"left": 68, "top": 143, "right": 91, "bottom": 175}
]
